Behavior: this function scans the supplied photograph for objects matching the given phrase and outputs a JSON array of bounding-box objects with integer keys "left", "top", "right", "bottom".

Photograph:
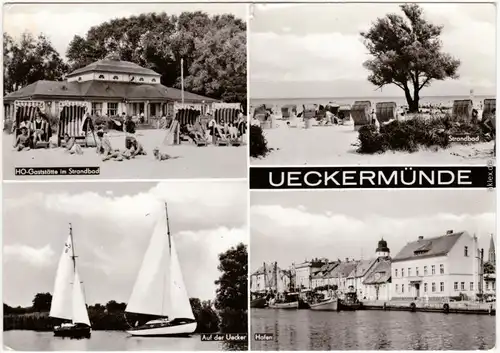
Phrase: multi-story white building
[
  {"left": 391, "top": 230, "right": 482, "bottom": 301},
  {"left": 294, "top": 260, "right": 326, "bottom": 290},
  {"left": 311, "top": 262, "right": 339, "bottom": 288}
]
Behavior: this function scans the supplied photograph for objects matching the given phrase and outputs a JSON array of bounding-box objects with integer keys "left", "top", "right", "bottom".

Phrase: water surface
[{"left": 251, "top": 308, "right": 495, "bottom": 350}]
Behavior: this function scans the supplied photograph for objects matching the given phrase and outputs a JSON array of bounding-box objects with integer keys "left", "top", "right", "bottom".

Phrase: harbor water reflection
[{"left": 251, "top": 308, "right": 495, "bottom": 350}]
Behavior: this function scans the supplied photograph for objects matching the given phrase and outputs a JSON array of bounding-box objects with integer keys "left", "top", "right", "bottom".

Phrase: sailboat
[
  {"left": 124, "top": 202, "right": 197, "bottom": 337},
  {"left": 49, "top": 224, "right": 92, "bottom": 339}
]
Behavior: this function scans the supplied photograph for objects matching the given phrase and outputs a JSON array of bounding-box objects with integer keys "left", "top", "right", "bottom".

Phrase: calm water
[
  {"left": 2, "top": 330, "right": 244, "bottom": 351},
  {"left": 251, "top": 95, "right": 493, "bottom": 110},
  {"left": 251, "top": 309, "right": 495, "bottom": 350}
]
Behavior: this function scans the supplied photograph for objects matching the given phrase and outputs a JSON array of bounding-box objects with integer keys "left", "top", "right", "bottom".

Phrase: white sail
[
  {"left": 126, "top": 204, "right": 194, "bottom": 320},
  {"left": 72, "top": 270, "right": 91, "bottom": 326},
  {"left": 169, "top": 234, "right": 195, "bottom": 320},
  {"left": 49, "top": 235, "right": 74, "bottom": 321},
  {"left": 126, "top": 212, "right": 171, "bottom": 316}
]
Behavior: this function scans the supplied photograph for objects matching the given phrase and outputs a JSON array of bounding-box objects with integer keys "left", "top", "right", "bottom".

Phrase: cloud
[
  {"left": 250, "top": 3, "right": 496, "bottom": 97},
  {"left": 251, "top": 204, "right": 495, "bottom": 268},
  {"left": 3, "top": 181, "right": 247, "bottom": 306},
  {"left": 4, "top": 244, "right": 55, "bottom": 267}
]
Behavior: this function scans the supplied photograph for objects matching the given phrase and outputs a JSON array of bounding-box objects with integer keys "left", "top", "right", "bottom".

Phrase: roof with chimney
[
  {"left": 392, "top": 231, "right": 466, "bottom": 263},
  {"left": 347, "top": 259, "right": 378, "bottom": 278},
  {"left": 363, "top": 259, "right": 392, "bottom": 285},
  {"left": 66, "top": 59, "right": 160, "bottom": 78},
  {"left": 326, "top": 261, "right": 358, "bottom": 278},
  {"left": 311, "top": 261, "right": 339, "bottom": 279}
]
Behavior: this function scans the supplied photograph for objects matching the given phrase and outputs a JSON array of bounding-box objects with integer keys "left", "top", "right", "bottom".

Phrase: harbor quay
[
  {"left": 251, "top": 230, "right": 496, "bottom": 314},
  {"left": 360, "top": 299, "right": 495, "bottom": 315}
]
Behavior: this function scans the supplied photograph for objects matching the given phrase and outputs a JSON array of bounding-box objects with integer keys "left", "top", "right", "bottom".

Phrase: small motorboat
[
  {"left": 54, "top": 323, "right": 91, "bottom": 339},
  {"left": 338, "top": 292, "right": 362, "bottom": 311},
  {"left": 251, "top": 297, "right": 268, "bottom": 308}
]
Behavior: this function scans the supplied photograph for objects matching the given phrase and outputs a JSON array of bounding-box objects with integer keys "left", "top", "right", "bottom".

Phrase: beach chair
[
  {"left": 213, "top": 102, "right": 241, "bottom": 125},
  {"left": 164, "top": 103, "right": 202, "bottom": 145},
  {"left": 338, "top": 105, "right": 351, "bottom": 125},
  {"left": 376, "top": 102, "right": 397, "bottom": 124},
  {"left": 57, "top": 101, "right": 96, "bottom": 147},
  {"left": 14, "top": 100, "right": 50, "bottom": 148},
  {"left": 351, "top": 101, "right": 372, "bottom": 130},
  {"left": 452, "top": 100, "right": 473, "bottom": 122},
  {"left": 281, "top": 104, "right": 297, "bottom": 119},
  {"left": 482, "top": 99, "right": 496, "bottom": 121}
]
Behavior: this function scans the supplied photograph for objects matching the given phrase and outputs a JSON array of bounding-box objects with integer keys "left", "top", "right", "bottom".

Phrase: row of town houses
[{"left": 251, "top": 230, "right": 496, "bottom": 302}]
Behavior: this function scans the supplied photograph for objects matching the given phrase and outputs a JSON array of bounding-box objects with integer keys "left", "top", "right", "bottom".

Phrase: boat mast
[
  {"left": 69, "top": 223, "right": 77, "bottom": 273},
  {"left": 161, "top": 202, "right": 171, "bottom": 317}
]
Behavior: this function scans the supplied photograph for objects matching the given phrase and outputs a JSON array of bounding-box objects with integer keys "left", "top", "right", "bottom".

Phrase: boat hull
[
  {"left": 126, "top": 321, "right": 197, "bottom": 337},
  {"left": 269, "top": 301, "right": 298, "bottom": 309},
  {"left": 338, "top": 301, "right": 362, "bottom": 311},
  {"left": 309, "top": 299, "right": 338, "bottom": 311},
  {"left": 251, "top": 298, "right": 268, "bottom": 308},
  {"left": 54, "top": 325, "right": 91, "bottom": 339}
]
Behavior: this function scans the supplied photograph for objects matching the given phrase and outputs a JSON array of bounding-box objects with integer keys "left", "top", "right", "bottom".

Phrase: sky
[
  {"left": 251, "top": 189, "right": 496, "bottom": 271},
  {"left": 250, "top": 3, "right": 497, "bottom": 99},
  {"left": 3, "top": 2, "right": 247, "bottom": 59},
  {"left": 3, "top": 181, "right": 248, "bottom": 307}
]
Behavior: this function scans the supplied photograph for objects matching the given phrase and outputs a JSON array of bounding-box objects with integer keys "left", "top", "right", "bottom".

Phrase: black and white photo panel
[
  {"left": 249, "top": 3, "right": 496, "bottom": 166},
  {"left": 250, "top": 189, "right": 495, "bottom": 350},
  {"left": 3, "top": 3, "right": 248, "bottom": 180},
  {"left": 3, "top": 181, "right": 248, "bottom": 351}
]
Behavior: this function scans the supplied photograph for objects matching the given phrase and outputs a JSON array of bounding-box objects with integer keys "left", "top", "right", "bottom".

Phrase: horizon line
[{"left": 251, "top": 94, "right": 496, "bottom": 100}]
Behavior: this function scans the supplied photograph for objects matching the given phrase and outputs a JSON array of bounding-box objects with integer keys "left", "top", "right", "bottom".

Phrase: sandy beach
[
  {"left": 251, "top": 118, "right": 495, "bottom": 166},
  {"left": 3, "top": 129, "right": 247, "bottom": 179}
]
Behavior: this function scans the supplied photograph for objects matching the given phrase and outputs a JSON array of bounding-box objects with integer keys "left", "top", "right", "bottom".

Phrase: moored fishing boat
[
  {"left": 338, "top": 292, "right": 362, "bottom": 311},
  {"left": 268, "top": 301, "right": 298, "bottom": 309},
  {"left": 251, "top": 297, "right": 268, "bottom": 308},
  {"left": 50, "top": 224, "right": 92, "bottom": 339},
  {"left": 309, "top": 298, "right": 339, "bottom": 311},
  {"left": 124, "top": 202, "right": 197, "bottom": 337}
]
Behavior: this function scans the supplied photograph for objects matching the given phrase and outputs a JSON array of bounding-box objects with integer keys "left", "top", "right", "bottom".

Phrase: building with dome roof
[{"left": 3, "top": 59, "right": 217, "bottom": 122}]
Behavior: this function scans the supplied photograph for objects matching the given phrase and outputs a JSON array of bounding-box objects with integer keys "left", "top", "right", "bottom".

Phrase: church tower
[
  {"left": 488, "top": 234, "right": 496, "bottom": 265},
  {"left": 376, "top": 238, "right": 390, "bottom": 258}
]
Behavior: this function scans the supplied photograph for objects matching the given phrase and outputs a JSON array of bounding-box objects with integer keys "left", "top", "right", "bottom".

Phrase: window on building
[
  {"left": 464, "top": 246, "right": 468, "bottom": 256},
  {"left": 91, "top": 102, "right": 102, "bottom": 116},
  {"left": 432, "top": 282, "right": 436, "bottom": 292},
  {"left": 424, "top": 283, "right": 428, "bottom": 292},
  {"left": 440, "top": 282, "right": 444, "bottom": 292},
  {"left": 460, "top": 282, "right": 465, "bottom": 290},
  {"left": 139, "top": 77, "right": 144, "bottom": 82},
  {"left": 431, "top": 265, "right": 435, "bottom": 275},
  {"left": 486, "top": 282, "right": 490, "bottom": 290},
  {"left": 402, "top": 284, "right": 404, "bottom": 293},
  {"left": 454, "top": 282, "right": 458, "bottom": 291},
  {"left": 113, "top": 76, "right": 119, "bottom": 80},
  {"left": 402, "top": 268, "right": 405, "bottom": 277},
  {"left": 424, "top": 266, "right": 428, "bottom": 275},
  {"left": 78, "top": 77, "right": 82, "bottom": 81},
  {"left": 99, "top": 74, "right": 105, "bottom": 79},
  {"left": 152, "top": 78, "right": 156, "bottom": 83},
  {"left": 395, "top": 269, "right": 398, "bottom": 277},
  {"left": 494, "top": 282, "right": 496, "bottom": 290},
  {"left": 107, "top": 102, "right": 118, "bottom": 116},
  {"left": 470, "top": 282, "right": 474, "bottom": 291},
  {"left": 408, "top": 268, "right": 412, "bottom": 276},
  {"left": 416, "top": 267, "right": 419, "bottom": 276},
  {"left": 440, "top": 264, "right": 444, "bottom": 274},
  {"left": 395, "top": 284, "right": 399, "bottom": 293},
  {"left": 151, "top": 104, "right": 156, "bottom": 117}
]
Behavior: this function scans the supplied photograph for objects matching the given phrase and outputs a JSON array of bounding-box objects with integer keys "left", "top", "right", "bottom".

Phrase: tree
[
  {"left": 3, "top": 32, "right": 68, "bottom": 95},
  {"left": 360, "top": 4, "right": 460, "bottom": 112},
  {"left": 483, "top": 261, "right": 495, "bottom": 274},
  {"left": 65, "top": 12, "right": 246, "bottom": 103},
  {"left": 214, "top": 243, "right": 247, "bottom": 333},
  {"left": 105, "top": 300, "right": 126, "bottom": 313},
  {"left": 32, "top": 293, "right": 52, "bottom": 312}
]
